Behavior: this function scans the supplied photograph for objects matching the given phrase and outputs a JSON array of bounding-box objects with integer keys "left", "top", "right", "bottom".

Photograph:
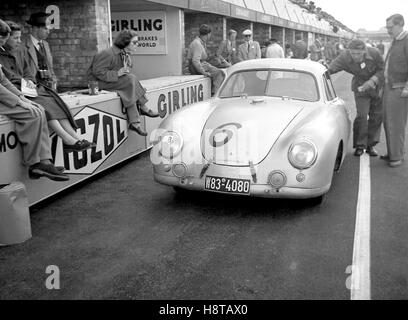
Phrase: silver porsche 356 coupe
[{"left": 150, "top": 59, "right": 351, "bottom": 202}]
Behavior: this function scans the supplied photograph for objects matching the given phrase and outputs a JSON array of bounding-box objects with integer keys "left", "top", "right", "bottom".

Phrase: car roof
[{"left": 227, "top": 58, "right": 327, "bottom": 75}]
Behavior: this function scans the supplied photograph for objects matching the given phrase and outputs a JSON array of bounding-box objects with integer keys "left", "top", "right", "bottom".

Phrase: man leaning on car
[{"left": 327, "top": 39, "right": 385, "bottom": 157}]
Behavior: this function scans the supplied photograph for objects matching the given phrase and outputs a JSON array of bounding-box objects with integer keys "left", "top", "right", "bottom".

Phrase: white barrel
[{"left": 0, "top": 182, "right": 32, "bottom": 245}]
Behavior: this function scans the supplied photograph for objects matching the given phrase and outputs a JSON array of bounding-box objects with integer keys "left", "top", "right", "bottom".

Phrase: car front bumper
[{"left": 154, "top": 173, "right": 330, "bottom": 199}]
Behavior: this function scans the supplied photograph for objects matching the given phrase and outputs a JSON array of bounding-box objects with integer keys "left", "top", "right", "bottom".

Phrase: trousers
[
  {"left": 353, "top": 93, "right": 383, "bottom": 148},
  {"left": 383, "top": 85, "right": 408, "bottom": 161},
  {"left": 0, "top": 105, "right": 52, "bottom": 166}
]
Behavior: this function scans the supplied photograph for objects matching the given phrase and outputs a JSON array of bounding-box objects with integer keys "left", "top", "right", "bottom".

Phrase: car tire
[
  {"left": 334, "top": 143, "right": 343, "bottom": 172},
  {"left": 306, "top": 195, "right": 324, "bottom": 205}
]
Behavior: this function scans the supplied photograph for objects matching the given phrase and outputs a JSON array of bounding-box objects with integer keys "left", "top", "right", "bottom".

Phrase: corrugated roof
[{"left": 145, "top": 0, "right": 354, "bottom": 37}]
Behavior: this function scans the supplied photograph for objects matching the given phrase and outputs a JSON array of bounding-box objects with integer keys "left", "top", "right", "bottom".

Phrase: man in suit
[
  {"left": 382, "top": 14, "right": 408, "bottom": 167},
  {"left": 0, "top": 19, "right": 68, "bottom": 181},
  {"left": 216, "top": 29, "right": 237, "bottom": 65},
  {"left": 21, "top": 12, "right": 57, "bottom": 90},
  {"left": 237, "top": 29, "right": 261, "bottom": 62}
]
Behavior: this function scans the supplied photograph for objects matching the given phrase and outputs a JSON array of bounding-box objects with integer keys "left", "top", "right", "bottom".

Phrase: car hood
[{"left": 200, "top": 98, "right": 305, "bottom": 166}]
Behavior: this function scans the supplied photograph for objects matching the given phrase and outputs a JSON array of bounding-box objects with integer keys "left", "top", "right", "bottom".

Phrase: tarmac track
[{"left": 1, "top": 72, "right": 407, "bottom": 300}]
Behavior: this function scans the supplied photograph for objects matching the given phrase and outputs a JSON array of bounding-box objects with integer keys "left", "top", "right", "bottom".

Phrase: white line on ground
[{"left": 351, "top": 153, "right": 371, "bottom": 300}]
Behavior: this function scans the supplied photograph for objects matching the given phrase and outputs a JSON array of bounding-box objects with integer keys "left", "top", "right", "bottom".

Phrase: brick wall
[
  {"left": 0, "top": 0, "right": 110, "bottom": 91},
  {"left": 271, "top": 26, "right": 284, "bottom": 45},
  {"left": 285, "top": 28, "right": 295, "bottom": 47},
  {"left": 253, "top": 23, "right": 270, "bottom": 48}
]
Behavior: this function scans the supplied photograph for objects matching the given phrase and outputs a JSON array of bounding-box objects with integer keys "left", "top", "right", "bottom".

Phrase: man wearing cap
[
  {"left": 328, "top": 39, "right": 385, "bottom": 157},
  {"left": 382, "top": 14, "right": 408, "bottom": 167},
  {"left": 22, "top": 12, "right": 57, "bottom": 90},
  {"left": 237, "top": 29, "right": 261, "bottom": 62},
  {"left": 187, "top": 24, "right": 225, "bottom": 95}
]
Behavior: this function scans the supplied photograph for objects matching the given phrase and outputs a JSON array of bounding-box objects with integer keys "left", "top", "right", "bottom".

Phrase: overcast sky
[{"left": 312, "top": 0, "right": 408, "bottom": 31}]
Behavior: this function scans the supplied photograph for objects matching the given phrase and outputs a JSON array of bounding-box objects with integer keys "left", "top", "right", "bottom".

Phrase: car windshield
[{"left": 218, "top": 69, "right": 319, "bottom": 102}]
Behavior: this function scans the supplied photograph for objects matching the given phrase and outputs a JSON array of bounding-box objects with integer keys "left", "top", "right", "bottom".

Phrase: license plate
[{"left": 204, "top": 175, "right": 251, "bottom": 195}]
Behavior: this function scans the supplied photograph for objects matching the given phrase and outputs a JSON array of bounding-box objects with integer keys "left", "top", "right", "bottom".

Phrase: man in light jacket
[
  {"left": 237, "top": 29, "right": 261, "bottom": 62},
  {"left": 265, "top": 39, "right": 284, "bottom": 58}
]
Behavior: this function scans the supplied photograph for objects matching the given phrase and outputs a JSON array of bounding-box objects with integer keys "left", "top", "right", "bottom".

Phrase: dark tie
[
  {"left": 247, "top": 42, "right": 250, "bottom": 53},
  {"left": 39, "top": 41, "right": 47, "bottom": 57}
]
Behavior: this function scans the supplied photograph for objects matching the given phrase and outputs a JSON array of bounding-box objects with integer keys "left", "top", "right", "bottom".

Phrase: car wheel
[{"left": 334, "top": 142, "right": 343, "bottom": 172}]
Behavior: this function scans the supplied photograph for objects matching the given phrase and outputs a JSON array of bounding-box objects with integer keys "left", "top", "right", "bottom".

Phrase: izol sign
[{"left": 51, "top": 106, "right": 128, "bottom": 174}]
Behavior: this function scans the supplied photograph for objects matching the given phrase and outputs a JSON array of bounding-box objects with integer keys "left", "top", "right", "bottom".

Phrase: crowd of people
[
  {"left": 187, "top": 16, "right": 408, "bottom": 167},
  {"left": 0, "top": 11, "right": 407, "bottom": 187}
]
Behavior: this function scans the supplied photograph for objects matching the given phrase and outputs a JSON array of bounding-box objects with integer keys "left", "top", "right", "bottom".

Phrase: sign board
[
  {"left": 52, "top": 106, "right": 129, "bottom": 175},
  {"left": 111, "top": 11, "right": 167, "bottom": 55},
  {"left": 0, "top": 76, "right": 211, "bottom": 205},
  {"left": 144, "top": 77, "right": 211, "bottom": 139}
]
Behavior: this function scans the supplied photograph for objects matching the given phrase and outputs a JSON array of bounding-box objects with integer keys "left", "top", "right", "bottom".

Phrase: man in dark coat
[
  {"left": 0, "top": 19, "right": 68, "bottom": 181},
  {"left": 382, "top": 14, "right": 408, "bottom": 167},
  {"left": 328, "top": 39, "right": 385, "bottom": 156},
  {"left": 88, "top": 29, "right": 159, "bottom": 136},
  {"left": 21, "top": 12, "right": 57, "bottom": 90},
  {"left": 1, "top": 19, "right": 94, "bottom": 152}
]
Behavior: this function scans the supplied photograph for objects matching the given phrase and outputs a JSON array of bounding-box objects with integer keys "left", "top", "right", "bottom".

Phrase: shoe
[
  {"left": 82, "top": 139, "right": 97, "bottom": 148},
  {"left": 63, "top": 140, "right": 94, "bottom": 152},
  {"left": 28, "top": 163, "right": 69, "bottom": 181},
  {"left": 388, "top": 160, "right": 403, "bottom": 167},
  {"left": 380, "top": 154, "right": 389, "bottom": 161},
  {"left": 366, "top": 146, "right": 378, "bottom": 157},
  {"left": 139, "top": 108, "right": 159, "bottom": 118},
  {"left": 354, "top": 148, "right": 364, "bottom": 156},
  {"left": 55, "top": 166, "right": 65, "bottom": 173},
  {"left": 128, "top": 123, "right": 148, "bottom": 136}
]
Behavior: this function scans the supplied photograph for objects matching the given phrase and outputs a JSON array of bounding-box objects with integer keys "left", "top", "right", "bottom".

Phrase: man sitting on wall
[
  {"left": 1, "top": 19, "right": 95, "bottom": 152},
  {"left": 0, "top": 19, "right": 68, "bottom": 181},
  {"left": 187, "top": 24, "right": 225, "bottom": 96}
]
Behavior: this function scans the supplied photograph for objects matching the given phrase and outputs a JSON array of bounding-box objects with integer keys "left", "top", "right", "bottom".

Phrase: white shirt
[
  {"left": 30, "top": 35, "right": 41, "bottom": 51},
  {"left": 266, "top": 43, "right": 284, "bottom": 58}
]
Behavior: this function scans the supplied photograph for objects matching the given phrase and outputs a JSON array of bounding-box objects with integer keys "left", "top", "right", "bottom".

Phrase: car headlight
[
  {"left": 288, "top": 139, "right": 317, "bottom": 169},
  {"left": 159, "top": 131, "right": 183, "bottom": 159}
]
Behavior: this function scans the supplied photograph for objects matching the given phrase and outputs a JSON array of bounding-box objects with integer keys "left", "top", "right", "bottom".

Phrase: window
[
  {"left": 266, "top": 70, "right": 319, "bottom": 102},
  {"left": 219, "top": 69, "right": 319, "bottom": 102},
  {"left": 219, "top": 70, "right": 268, "bottom": 98}
]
